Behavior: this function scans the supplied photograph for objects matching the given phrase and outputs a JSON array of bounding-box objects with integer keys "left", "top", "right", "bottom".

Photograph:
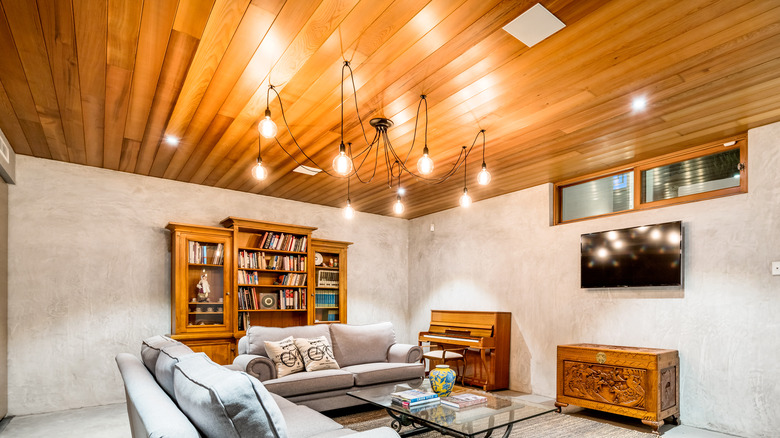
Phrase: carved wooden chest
[{"left": 555, "top": 344, "right": 679, "bottom": 433}]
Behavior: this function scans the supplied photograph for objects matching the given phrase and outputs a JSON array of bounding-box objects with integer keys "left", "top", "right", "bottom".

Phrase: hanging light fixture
[
  {"left": 255, "top": 61, "right": 491, "bottom": 216},
  {"left": 251, "top": 136, "right": 268, "bottom": 181},
  {"left": 476, "top": 129, "right": 491, "bottom": 185},
  {"left": 415, "top": 95, "right": 434, "bottom": 175},
  {"left": 417, "top": 146, "right": 434, "bottom": 175},
  {"left": 392, "top": 162, "right": 404, "bottom": 215},
  {"left": 332, "top": 143, "right": 353, "bottom": 176},
  {"left": 459, "top": 146, "right": 472, "bottom": 208},
  {"left": 343, "top": 177, "right": 355, "bottom": 219}
]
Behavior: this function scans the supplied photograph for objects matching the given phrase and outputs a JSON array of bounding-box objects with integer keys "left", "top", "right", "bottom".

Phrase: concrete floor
[{"left": 0, "top": 396, "right": 739, "bottom": 438}]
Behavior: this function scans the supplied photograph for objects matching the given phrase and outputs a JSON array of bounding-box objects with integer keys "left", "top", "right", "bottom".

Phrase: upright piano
[{"left": 418, "top": 310, "right": 511, "bottom": 391}]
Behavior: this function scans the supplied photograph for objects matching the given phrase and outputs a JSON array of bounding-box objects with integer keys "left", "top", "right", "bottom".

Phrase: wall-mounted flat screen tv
[{"left": 581, "top": 221, "right": 682, "bottom": 288}]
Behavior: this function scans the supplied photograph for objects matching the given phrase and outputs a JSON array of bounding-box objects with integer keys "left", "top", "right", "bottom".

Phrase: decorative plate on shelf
[{"left": 314, "top": 252, "right": 323, "bottom": 266}]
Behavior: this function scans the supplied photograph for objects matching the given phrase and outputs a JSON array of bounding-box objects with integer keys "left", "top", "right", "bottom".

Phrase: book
[
  {"left": 390, "top": 389, "right": 438, "bottom": 404},
  {"left": 391, "top": 397, "right": 441, "bottom": 409},
  {"left": 403, "top": 399, "right": 441, "bottom": 413},
  {"left": 439, "top": 393, "right": 488, "bottom": 409}
]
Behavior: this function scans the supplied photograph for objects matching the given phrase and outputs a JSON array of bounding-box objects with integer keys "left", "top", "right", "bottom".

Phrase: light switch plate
[{"left": 773, "top": 261, "right": 780, "bottom": 276}]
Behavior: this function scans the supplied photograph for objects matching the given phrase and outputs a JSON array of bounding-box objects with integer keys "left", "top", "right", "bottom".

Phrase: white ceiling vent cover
[
  {"left": 503, "top": 3, "right": 566, "bottom": 48},
  {"left": 293, "top": 165, "right": 322, "bottom": 176}
]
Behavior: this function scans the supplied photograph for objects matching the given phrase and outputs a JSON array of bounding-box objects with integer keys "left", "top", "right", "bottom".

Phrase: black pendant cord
[
  {"left": 268, "top": 85, "right": 344, "bottom": 178},
  {"left": 463, "top": 146, "right": 468, "bottom": 190}
]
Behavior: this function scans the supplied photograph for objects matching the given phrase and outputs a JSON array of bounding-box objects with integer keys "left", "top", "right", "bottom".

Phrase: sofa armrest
[
  {"left": 349, "top": 427, "right": 400, "bottom": 437},
  {"left": 233, "top": 354, "right": 276, "bottom": 381},
  {"left": 387, "top": 344, "right": 423, "bottom": 363}
]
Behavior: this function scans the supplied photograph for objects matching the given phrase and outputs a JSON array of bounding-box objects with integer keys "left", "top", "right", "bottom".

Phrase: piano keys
[{"left": 418, "top": 310, "right": 510, "bottom": 391}]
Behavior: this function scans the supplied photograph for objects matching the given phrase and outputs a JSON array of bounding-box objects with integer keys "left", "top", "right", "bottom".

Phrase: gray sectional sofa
[
  {"left": 116, "top": 335, "right": 400, "bottom": 438},
  {"left": 232, "top": 322, "right": 425, "bottom": 412}
]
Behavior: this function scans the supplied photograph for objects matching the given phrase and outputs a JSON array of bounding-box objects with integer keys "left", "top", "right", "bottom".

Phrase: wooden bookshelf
[
  {"left": 166, "top": 223, "right": 234, "bottom": 365},
  {"left": 311, "top": 238, "right": 351, "bottom": 324},
  {"left": 220, "top": 217, "right": 317, "bottom": 335},
  {"left": 167, "top": 220, "right": 352, "bottom": 362}
]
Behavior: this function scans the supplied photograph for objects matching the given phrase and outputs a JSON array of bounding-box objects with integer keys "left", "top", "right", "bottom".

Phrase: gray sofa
[
  {"left": 233, "top": 322, "right": 425, "bottom": 411},
  {"left": 116, "top": 335, "right": 400, "bottom": 438}
]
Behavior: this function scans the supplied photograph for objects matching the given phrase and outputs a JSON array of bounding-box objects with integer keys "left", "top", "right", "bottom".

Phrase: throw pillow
[
  {"left": 264, "top": 336, "right": 305, "bottom": 377},
  {"left": 293, "top": 336, "right": 340, "bottom": 372},
  {"left": 173, "top": 353, "right": 288, "bottom": 438}
]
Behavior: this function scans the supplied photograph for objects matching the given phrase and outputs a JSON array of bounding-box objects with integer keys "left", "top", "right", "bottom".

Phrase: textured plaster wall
[
  {"left": 408, "top": 121, "right": 780, "bottom": 438},
  {"left": 0, "top": 180, "right": 7, "bottom": 418},
  {"left": 7, "top": 157, "right": 408, "bottom": 415}
]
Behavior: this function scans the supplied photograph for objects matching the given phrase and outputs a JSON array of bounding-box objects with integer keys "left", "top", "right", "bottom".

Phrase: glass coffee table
[{"left": 347, "top": 383, "right": 556, "bottom": 437}]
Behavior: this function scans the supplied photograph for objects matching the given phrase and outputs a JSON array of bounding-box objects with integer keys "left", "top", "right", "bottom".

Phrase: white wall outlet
[{"left": 773, "top": 261, "right": 780, "bottom": 276}]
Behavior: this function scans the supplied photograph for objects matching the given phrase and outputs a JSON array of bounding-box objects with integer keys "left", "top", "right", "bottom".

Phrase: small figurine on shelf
[{"left": 196, "top": 270, "right": 211, "bottom": 302}]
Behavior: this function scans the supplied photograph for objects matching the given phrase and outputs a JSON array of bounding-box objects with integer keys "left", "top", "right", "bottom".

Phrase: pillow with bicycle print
[
  {"left": 264, "top": 336, "right": 305, "bottom": 377},
  {"left": 293, "top": 336, "right": 340, "bottom": 372}
]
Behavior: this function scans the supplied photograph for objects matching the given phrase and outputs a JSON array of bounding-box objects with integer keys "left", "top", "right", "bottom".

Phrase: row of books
[
  {"left": 237, "top": 312, "right": 250, "bottom": 331},
  {"left": 188, "top": 242, "right": 224, "bottom": 265},
  {"left": 237, "top": 271, "right": 307, "bottom": 286},
  {"left": 237, "top": 270, "right": 261, "bottom": 285},
  {"left": 238, "top": 287, "right": 307, "bottom": 310},
  {"left": 238, "top": 250, "right": 306, "bottom": 271},
  {"left": 315, "top": 291, "right": 339, "bottom": 307},
  {"left": 275, "top": 273, "right": 306, "bottom": 286},
  {"left": 250, "top": 232, "right": 307, "bottom": 252}
]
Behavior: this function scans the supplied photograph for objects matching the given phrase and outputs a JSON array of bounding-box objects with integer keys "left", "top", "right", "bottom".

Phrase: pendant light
[
  {"left": 459, "top": 146, "right": 472, "bottom": 208},
  {"left": 252, "top": 137, "right": 268, "bottom": 181},
  {"left": 476, "top": 130, "right": 491, "bottom": 185},
  {"left": 332, "top": 142, "right": 353, "bottom": 176},
  {"left": 415, "top": 96, "right": 434, "bottom": 175},
  {"left": 258, "top": 86, "right": 278, "bottom": 139},
  {"left": 343, "top": 177, "right": 355, "bottom": 219},
  {"left": 258, "top": 108, "right": 277, "bottom": 139},
  {"left": 332, "top": 63, "right": 353, "bottom": 176},
  {"left": 392, "top": 162, "right": 404, "bottom": 215}
]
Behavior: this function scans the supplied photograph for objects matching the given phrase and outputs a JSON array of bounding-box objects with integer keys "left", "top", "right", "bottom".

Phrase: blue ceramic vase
[{"left": 429, "top": 365, "right": 456, "bottom": 397}]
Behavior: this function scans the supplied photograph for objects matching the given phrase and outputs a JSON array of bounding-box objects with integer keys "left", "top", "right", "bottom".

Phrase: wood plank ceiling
[{"left": 0, "top": 0, "right": 779, "bottom": 218}]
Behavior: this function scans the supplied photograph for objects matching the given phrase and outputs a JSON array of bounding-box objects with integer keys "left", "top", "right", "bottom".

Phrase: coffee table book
[{"left": 440, "top": 393, "right": 488, "bottom": 409}]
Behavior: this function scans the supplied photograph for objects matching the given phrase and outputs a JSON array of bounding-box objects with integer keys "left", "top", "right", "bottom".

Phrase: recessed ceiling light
[
  {"left": 503, "top": 3, "right": 566, "bottom": 48},
  {"left": 631, "top": 97, "right": 647, "bottom": 112},
  {"left": 165, "top": 135, "right": 179, "bottom": 145},
  {"left": 397, "top": 187, "right": 406, "bottom": 195},
  {"left": 292, "top": 165, "right": 322, "bottom": 175}
]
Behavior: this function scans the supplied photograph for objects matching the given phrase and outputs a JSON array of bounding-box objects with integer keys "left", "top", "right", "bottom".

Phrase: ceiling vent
[
  {"left": 503, "top": 3, "right": 566, "bottom": 47},
  {"left": 293, "top": 165, "right": 322, "bottom": 176}
]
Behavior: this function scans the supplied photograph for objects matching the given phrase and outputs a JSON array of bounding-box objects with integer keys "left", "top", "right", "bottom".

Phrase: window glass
[
  {"left": 561, "top": 171, "right": 634, "bottom": 222},
  {"left": 641, "top": 149, "right": 740, "bottom": 203}
]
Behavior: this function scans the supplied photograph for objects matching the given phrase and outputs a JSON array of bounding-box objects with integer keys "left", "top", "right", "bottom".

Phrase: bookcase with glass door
[
  {"left": 311, "top": 238, "right": 351, "bottom": 324},
  {"left": 220, "top": 217, "right": 317, "bottom": 337},
  {"left": 166, "top": 223, "right": 234, "bottom": 365}
]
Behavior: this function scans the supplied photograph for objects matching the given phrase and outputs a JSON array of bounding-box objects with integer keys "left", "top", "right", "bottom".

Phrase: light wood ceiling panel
[{"left": 0, "top": 0, "right": 778, "bottom": 218}]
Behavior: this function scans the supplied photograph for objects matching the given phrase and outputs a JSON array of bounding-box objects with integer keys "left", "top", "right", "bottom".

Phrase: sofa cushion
[
  {"left": 294, "top": 336, "right": 340, "bottom": 372},
  {"left": 141, "top": 335, "right": 180, "bottom": 374},
  {"left": 341, "top": 362, "right": 425, "bottom": 386},
  {"left": 278, "top": 405, "right": 345, "bottom": 438},
  {"left": 155, "top": 343, "right": 196, "bottom": 399},
  {"left": 173, "top": 353, "right": 288, "bottom": 438},
  {"left": 330, "top": 322, "right": 396, "bottom": 367},
  {"left": 247, "top": 325, "right": 330, "bottom": 357},
  {"left": 264, "top": 336, "right": 305, "bottom": 378},
  {"left": 263, "top": 369, "right": 354, "bottom": 398}
]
